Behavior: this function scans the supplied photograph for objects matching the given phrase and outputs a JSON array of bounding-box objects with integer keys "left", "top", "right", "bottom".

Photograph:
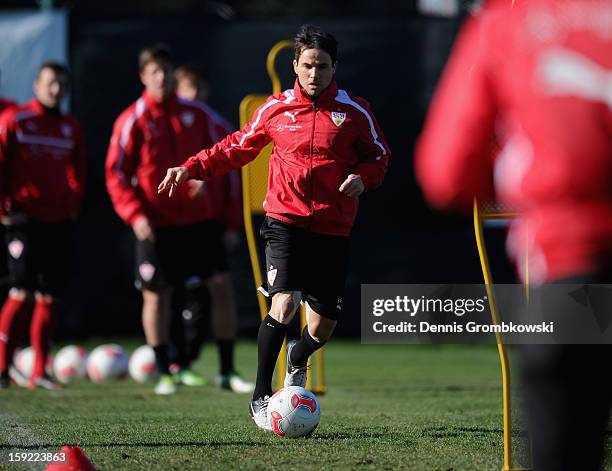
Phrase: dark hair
[
  {"left": 294, "top": 25, "right": 338, "bottom": 64},
  {"left": 174, "top": 64, "right": 205, "bottom": 85},
  {"left": 37, "top": 61, "right": 70, "bottom": 82},
  {"left": 138, "top": 44, "right": 173, "bottom": 71}
]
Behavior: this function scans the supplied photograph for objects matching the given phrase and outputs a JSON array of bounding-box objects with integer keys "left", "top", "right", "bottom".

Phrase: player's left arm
[{"left": 346, "top": 98, "right": 391, "bottom": 195}]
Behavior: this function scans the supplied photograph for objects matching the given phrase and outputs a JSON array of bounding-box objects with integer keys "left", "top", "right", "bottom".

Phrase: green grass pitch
[{"left": 0, "top": 341, "right": 545, "bottom": 470}]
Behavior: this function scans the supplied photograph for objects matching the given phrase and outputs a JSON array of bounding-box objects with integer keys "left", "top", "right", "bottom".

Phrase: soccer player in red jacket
[
  {"left": 0, "top": 62, "right": 86, "bottom": 390},
  {"left": 171, "top": 64, "right": 253, "bottom": 393},
  {"left": 106, "top": 45, "right": 249, "bottom": 395},
  {"left": 159, "top": 25, "right": 390, "bottom": 430},
  {"left": 416, "top": 0, "right": 612, "bottom": 469}
]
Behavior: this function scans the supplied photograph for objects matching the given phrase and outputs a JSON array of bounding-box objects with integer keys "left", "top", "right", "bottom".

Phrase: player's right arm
[
  {"left": 105, "top": 110, "right": 152, "bottom": 239},
  {"left": 158, "top": 97, "right": 274, "bottom": 196}
]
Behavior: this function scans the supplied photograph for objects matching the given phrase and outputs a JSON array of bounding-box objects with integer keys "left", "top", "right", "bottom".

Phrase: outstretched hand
[{"left": 158, "top": 167, "right": 189, "bottom": 197}]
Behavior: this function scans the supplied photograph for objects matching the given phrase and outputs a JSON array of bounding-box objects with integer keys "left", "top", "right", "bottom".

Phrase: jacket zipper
[{"left": 308, "top": 102, "right": 316, "bottom": 228}]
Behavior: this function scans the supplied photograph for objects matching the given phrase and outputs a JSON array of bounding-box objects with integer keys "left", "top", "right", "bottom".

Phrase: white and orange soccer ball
[
  {"left": 14, "top": 346, "right": 54, "bottom": 378},
  {"left": 128, "top": 345, "right": 159, "bottom": 383},
  {"left": 53, "top": 345, "right": 88, "bottom": 384},
  {"left": 267, "top": 386, "right": 321, "bottom": 438},
  {"left": 86, "top": 344, "right": 128, "bottom": 383}
]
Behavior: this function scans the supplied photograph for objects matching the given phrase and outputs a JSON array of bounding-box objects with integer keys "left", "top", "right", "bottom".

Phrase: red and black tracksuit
[{"left": 0, "top": 99, "right": 86, "bottom": 381}]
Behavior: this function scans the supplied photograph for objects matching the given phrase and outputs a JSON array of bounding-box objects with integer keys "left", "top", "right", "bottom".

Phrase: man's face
[
  {"left": 175, "top": 77, "right": 198, "bottom": 101},
  {"left": 140, "top": 60, "right": 173, "bottom": 100},
  {"left": 293, "top": 48, "right": 335, "bottom": 98},
  {"left": 33, "top": 68, "right": 67, "bottom": 109}
]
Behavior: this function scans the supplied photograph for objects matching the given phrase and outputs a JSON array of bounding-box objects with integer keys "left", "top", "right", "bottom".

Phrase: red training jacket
[
  {"left": 0, "top": 99, "right": 86, "bottom": 222},
  {"left": 416, "top": 0, "right": 612, "bottom": 283},
  {"left": 106, "top": 91, "right": 241, "bottom": 230},
  {"left": 0, "top": 98, "right": 16, "bottom": 114},
  {"left": 183, "top": 79, "right": 390, "bottom": 237}
]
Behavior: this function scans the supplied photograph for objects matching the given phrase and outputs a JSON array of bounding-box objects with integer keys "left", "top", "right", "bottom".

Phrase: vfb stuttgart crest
[
  {"left": 267, "top": 265, "right": 277, "bottom": 287},
  {"left": 331, "top": 112, "right": 346, "bottom": 127}
]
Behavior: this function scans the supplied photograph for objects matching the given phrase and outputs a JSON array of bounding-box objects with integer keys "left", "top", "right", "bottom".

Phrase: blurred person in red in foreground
[
  {"left": 106, "top": 45, "right": 249, "bottom": 395},
  {"left": 0, "top": 62, "right": 86, "bottom": 390},
  {"left": 416, "top": 0, "right": 612, "bottom": 469}
]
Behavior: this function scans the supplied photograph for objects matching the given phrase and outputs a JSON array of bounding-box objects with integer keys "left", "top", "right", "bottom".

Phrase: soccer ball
[
  {"left": 267, "top": 386, "right": 321, "bottom": 438},
  {"left": 86, "top": 344, "right": 128, "bottom": 383},
  {"left": 14, "top": 346, "right": 54, "bottom": 378},
  {"left": 128, "top": 345, "right": 159, "bottom": 383},
  {"left": 53, "top": 345, "right": 88, "bottom": 384}
]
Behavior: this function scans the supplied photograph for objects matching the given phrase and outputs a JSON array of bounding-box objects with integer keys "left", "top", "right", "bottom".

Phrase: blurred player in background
[
  {"left": 106, "top": 45, "right": 250, "bottom": 395},
  {"left": 0, "top": 62, "right": 86, "bottom": 390},
  {"left": 159, "top": 25, "right": 390, "bottom": 430},
  {"left": 0, "top": 68, "right": 17, "bottom": 305},
  {"left": 171, "top": 64, "right": 253, "bottom": 393},
  {"left": 175, "top": 64, "right": 209, "bottom": 103},
  {"left": 416, "top": 0, "right": 612, "bottom": 469}
]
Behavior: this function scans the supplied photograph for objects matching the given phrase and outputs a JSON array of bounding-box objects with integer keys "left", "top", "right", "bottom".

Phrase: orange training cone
[{"left": 44, "top": 445, "right": 96, "bottom": 471}]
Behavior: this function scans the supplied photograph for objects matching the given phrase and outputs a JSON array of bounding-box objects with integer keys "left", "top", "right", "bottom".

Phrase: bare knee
[
  {"left": 8, "top": 288, "right": 28, "bottom": 302},
  {"left": 269, "top": 291, "right": 301, "bottom": 324},
  {"left": 34, "top": 292, "right": 55, "bottom": 304},
  {"left": 307, "top": 316, "right": 336, "bottom": 343},
  {"left": 142, "top": 288, "right": 171, "bottom": 311},
  {"left": 142, "top": 289, "right": 161, "bottom": 308}
]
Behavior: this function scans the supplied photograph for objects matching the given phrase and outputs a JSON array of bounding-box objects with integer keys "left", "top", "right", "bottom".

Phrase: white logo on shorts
[
  {"left": 268, "top": 265, "right": 277, "bottom": 287},
  {"left": 336, "top": 296, "right": 343, "bottom": 311},
  {"left": 139, "top": 262, "right": 156, "bottom": 282},
  {"left": 8, "top": 239, "right": 24, "bottom": 259}
]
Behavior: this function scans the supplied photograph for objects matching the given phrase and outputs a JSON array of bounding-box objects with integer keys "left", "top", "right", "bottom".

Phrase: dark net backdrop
[{"left": 55, "top": 13, "right": 512, "bottom": 339}]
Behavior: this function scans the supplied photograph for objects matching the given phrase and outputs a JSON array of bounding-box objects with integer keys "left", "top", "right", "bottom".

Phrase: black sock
[
  {"left": 217, "top": 339, "right": 234, "bottom": 375},
  {"left": 152, "top": 344, "right": 170, "bottom": 375},
  {"left": 290, "top": 326, "right": 326, "bottom": 367},
  {"left": 253, "top": 315, "right": 287, "bottom": 401}
]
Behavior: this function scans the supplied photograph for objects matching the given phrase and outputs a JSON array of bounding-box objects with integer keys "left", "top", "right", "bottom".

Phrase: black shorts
[
  {"left": 135, "top": 220, "right": 229, "bottom": 291},
  {"left": 259, "top": 216, "right": 349, "bottom": 320},
  {"left": 5, "top": 219, "right": 74, "bottom": 296}
]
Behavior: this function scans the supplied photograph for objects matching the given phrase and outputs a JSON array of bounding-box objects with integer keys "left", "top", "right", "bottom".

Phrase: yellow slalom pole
[
  {"left": 473, "top": 201, "right": 530, "bottom": 471},
  {"left": 267, "top": 40, "right": 293, "bottom": 94}
]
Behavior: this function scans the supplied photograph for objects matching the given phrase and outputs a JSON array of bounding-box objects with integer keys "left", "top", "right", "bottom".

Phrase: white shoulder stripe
[
  {"left": 120, "top": 98, "right": 146, "bottom": 149},
  {"left": 14, "top": 109, "right": 38, "bottom": 123},
  {"left": 16, "top": 131, "right": 74, "bottom": 149},
  {"left": 231, "top": 90, "right": 295, "bottom": 149},
  {"left": 335, "top": 90, "right": 387, "bottom": 155},
  {"left": 115, "top": 98, "right": 147, "bottom": 185}
]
